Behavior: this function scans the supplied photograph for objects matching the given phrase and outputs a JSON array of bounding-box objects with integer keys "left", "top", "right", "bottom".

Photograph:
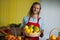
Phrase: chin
[{"left": 33, "top": 12, "right": 38, "bottom": 14}]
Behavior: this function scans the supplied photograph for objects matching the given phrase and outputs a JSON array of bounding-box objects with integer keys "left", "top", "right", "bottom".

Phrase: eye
[
  {"left": 37, "top": 8, "right": 40, "bottom": 9},
  {"left": 33, "top": 7, "right": 36, "bottom": 8},
  {"left": 37, "top": 8, "right": 39, "bottom": 9}
]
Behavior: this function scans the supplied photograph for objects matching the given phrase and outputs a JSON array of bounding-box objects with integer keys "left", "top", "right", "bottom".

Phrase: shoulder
[
  {"left": 23, "top": 16, "right": 29, "bottom": 21},
  {"left": 23, "top": 16, "right": 29, "bottom": 20},
  {"left": 39, "top": 17, "right": 44, "bottom": 23}
]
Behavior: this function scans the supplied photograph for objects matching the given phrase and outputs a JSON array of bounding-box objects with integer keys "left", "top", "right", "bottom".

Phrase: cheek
[{"left": 33, "top": 8, "right": 35, "bottom": 11}]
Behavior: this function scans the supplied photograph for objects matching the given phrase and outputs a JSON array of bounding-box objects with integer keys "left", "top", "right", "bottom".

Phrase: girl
[{"left": 20, "top": 2, "right": 44, "bottom": 40}]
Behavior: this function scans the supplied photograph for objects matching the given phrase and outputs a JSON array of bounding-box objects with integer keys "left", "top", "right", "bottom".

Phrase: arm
[
  {"left": 19, "top": 16, "right": 29, "bottom": 35},
  {"left": 20, "top": 19, "right": 25, "bottom": 29},
  {"left": 19, "top": 17, "right": 26, "bottom": 36},
  {"left": 39, "top": 18, "right": 44, "bottom": 37},
  {"left": 20, "top": 16, "right": 29, "bottom": 29}
]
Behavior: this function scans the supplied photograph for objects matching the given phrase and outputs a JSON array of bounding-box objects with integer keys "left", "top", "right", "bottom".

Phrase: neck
[{"left": 31, "top": 13, "right": 38, "bottom": 18}]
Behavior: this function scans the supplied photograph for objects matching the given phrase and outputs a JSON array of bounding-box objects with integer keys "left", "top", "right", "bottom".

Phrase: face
[{"left": 32, "top": 4, "right": 40, "bottom": 14}]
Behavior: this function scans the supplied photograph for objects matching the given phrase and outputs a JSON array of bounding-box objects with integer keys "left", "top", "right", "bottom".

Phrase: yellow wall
[{"left": 0, "top": 0, "right": 40, "bottom": 26}]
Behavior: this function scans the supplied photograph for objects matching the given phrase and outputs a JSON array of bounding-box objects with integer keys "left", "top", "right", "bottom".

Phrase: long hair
[{"left": 28, "top": 2, "right": 41, "bottom": 17}]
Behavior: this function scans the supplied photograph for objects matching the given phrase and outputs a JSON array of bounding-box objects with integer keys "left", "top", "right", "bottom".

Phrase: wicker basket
[
  {"left": 49, "top": 28, "right": 60, "bottom": 40},
  {"left": 24, "top": 31, "right": 41, "bottom": 37},
  {"left": 0, "top": 27, "right": 22, "bottom": 40}
]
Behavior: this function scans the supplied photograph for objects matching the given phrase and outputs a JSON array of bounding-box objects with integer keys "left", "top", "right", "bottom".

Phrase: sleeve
[
  {"left": 39, "top": 18, "right": 45, "bottom": 30},
  {"left": 20, "top": 16, "right": 29, "bottom": 29},
  {"left": 20, "top": 18, "right": 25, "bottom": 29}
]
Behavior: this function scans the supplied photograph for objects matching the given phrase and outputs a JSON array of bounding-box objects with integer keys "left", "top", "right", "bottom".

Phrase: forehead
[{"left": 33, "top": 4, "right": 40, "bottom": 8}]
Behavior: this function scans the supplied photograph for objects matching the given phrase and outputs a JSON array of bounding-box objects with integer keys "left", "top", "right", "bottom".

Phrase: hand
[
  {"left": 40, "top": 30, "right": 44, "bottom": 33},
  {"left": 40, "top": 30, "right": 44, "bottom": 37}
]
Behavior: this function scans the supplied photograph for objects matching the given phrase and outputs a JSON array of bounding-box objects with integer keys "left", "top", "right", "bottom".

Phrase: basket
[
  {"left": 49, "top": 28, "right": 60, "bottom": 40},
  {"left": 24, "top": 31, "right": 41, "bottom": 37},
  {"left": 0, "top": 29, "right": 8, "bottom": 40},
  {"left": 0, "top": 27, "right": 22, "bottom": 40}
]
